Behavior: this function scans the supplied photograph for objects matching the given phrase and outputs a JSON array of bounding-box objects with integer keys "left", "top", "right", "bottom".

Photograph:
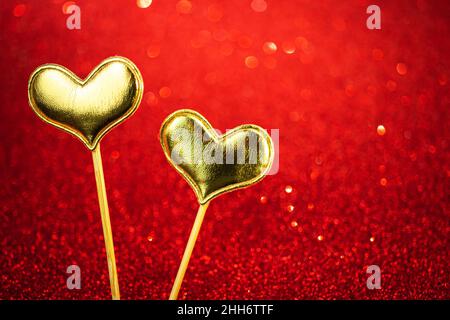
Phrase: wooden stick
[
  {"left": 169, "top": 201, "right": 210, "bottom": 300},
  {"left": 92, "top": 143, "right": 120, "bottom": 300}
]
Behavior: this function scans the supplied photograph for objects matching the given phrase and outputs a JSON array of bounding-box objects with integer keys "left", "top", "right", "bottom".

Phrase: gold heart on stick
[
  {"left": 27, "top": 56, "right": 143, "bottom": 300},
  {"left": 160, "top": 109, "right": 274, "bottom": 204},
  {"left": 161, "top": 109, "right": 275, "bottom": 300},
  {"left": 28, "top": 56, "right": 143, "bottom": 150}
]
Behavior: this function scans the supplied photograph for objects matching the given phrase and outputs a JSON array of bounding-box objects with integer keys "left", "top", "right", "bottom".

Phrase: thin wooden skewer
[
  {"left": 169, "top": 201, "right": 210, "bottom": 300},
  {"left": 92, "top": 143, "right": 120, "bottom": 300}
]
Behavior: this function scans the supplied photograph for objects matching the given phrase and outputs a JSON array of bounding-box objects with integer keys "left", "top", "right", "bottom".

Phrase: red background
[{"left": 0, "top": 0, "right": 449, "bottom": 299}]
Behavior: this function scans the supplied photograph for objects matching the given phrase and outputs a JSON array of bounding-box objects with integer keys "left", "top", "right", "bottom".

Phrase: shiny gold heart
[
  {"left": 28, "top": 56, "right": 143, "bottom": 150},
  {"left": 160, "top": 109, "right": 274, "bottom": 204}
]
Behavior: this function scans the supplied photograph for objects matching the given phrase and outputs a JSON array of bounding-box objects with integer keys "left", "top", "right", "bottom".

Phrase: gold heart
[
  {"left": 28, "top": 56, "right": 143, "bottom": 150},
  {"left": 160, "top": 109, "right": 274, "bottom": 204}
]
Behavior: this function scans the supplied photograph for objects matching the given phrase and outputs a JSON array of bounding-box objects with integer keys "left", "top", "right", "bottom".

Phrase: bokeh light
[
  {"left": 146, "top": 44, "right": 160, "bottom": 58},
  {"left": 159, "top": 86, "right": 172, "bottom": 98},
  {"left": 245, "top": 56, "right": 259, "bottom": 69},
  {"left": 396, "top": 62, "right": 408, "bottom": 75},
  {"left": 206, "top": 5, "right": 223, "bottom": 22},
  {"left": 176, "top": 0, "right": 192, "bottom": 14},
  {"left": 263, "top": 42, "right": 277, "bottom": 54},
  {"left": 251, "top": 0, "right": 267, "bottom": 13},
  {"left": 377, "top": 125, "right": 386, "bottom": 136},
  {"left": 282, "top": 41, "right": 296, "bottom": 54},
  {"left": 137, "top": 0, "right": 152, "bottom": 9},
  {"left": 13, "top": 4, "right": 27, "bottom": 17}
]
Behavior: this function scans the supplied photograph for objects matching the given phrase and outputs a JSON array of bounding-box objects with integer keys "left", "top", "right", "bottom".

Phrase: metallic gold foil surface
[
  {"left": 28, "top": 56, "right": 143, "bottom": 150},
  {"left": 160, "top": 109, "right": 274, "bottom": 204}
]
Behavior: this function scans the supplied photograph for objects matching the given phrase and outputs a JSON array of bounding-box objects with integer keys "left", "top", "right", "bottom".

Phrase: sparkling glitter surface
[{"left": 0, "top": 0, "right": 449, "bottom": 299}]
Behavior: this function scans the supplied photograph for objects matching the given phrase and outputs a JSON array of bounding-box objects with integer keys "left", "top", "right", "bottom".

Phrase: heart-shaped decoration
[
  {"left": 28, "top": 56, "right": 143, "bottom": 150},
  {"left": 160, "top": 109, "right": 274, "bottom": 204}
]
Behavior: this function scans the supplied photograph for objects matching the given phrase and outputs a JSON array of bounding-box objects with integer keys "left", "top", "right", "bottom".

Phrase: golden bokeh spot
[
  {"left": 137, "top": 0, "right": 152, "bottom": 9},
  {"left": 377, "top": 125, "right": 386, "bottom": 136},
  {"left": 282, "top": 41, "right": 296, "bottom": 54},
  {"left": 245, "top": 56, "right": 259, "bottom": 69},
  {"left": 263, "top": 42, "right": 277, "bottom": 54},
  {"left": 251, "top": 0, "right": 267, "bottom": 13}
]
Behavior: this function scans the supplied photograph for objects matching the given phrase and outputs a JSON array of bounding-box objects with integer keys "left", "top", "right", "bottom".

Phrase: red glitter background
[{"left": 0, "top": 0, "right": 449, "bottom": 299}]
